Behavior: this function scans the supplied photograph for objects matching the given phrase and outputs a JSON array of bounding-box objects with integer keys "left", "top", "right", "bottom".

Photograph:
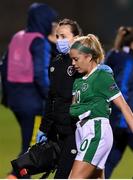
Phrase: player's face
[
  {"left": 56, "top": 25, "right": 75, "bottom": 45},
  {"left": 70, "top": 49, "right": 92, "bottom": 73}
]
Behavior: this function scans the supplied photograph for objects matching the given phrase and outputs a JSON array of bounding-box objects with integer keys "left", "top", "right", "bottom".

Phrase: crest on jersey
[
  {"left": 81, "top": 83, "right": 88, "bottom": 92},
  {"left": 71, "top": 149, "right": 77, "bottom": 154},
  {"left": 50, "top": 66, "right": 55, "bottom": 72},
  {"left": 67, "top": 66, "right": 76, "bottom": 76}
]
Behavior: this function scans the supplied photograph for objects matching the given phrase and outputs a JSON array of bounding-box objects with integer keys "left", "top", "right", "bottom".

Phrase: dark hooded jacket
[{"left": 0, "top": 3, "right": 57, "bottom": 112}]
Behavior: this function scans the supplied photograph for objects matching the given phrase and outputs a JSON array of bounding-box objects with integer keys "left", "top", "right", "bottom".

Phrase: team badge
[
  {"left": 67, "top": 66, "right": 76, "bottom": 76},
  {"left": 81, "top": 83, "right": 88, "bottom": 92},
  {"left": 50, "top": 66, "right": 55, "bottom": 72}
]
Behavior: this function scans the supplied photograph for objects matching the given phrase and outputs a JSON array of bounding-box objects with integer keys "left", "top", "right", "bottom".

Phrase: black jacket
[{"left": 40, "top": 54, "right": 79, "bottom": 135}]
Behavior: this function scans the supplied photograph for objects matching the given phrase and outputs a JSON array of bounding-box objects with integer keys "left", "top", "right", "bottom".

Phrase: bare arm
[
  {"left": 113, "top": 95, "right": 133, "bottom": 132},
  {"left": 72, "top": 95, "right": 76, "bottom": 104}
]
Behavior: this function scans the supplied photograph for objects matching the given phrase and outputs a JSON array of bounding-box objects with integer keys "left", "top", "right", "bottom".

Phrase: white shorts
[{"left": 75, "top": 117, "right": 113, "bottom": 169}]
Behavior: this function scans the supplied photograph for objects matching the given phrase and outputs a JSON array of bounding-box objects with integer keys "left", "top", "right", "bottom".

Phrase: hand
[
  {"left": 114, "top": 26, "right": 129, "bottom": 50},
  {"left": 36, "top": 130, "right": 47, "bottom": 143}
]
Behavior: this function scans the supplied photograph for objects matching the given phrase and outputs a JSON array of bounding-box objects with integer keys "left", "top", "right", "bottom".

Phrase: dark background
[{"left": 0, "top": 0, "right": 133, "bottom": 55}]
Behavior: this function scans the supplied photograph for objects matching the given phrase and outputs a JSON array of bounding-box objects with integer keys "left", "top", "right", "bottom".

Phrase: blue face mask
[{"left": 56, "top": 39, "right": 70, "bottom": 54}]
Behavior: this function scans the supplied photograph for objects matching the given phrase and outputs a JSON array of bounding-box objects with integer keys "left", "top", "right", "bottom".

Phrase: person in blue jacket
[
  {"left": 0, "top": 3, "right": 58, "bottom": 178},
  {"left": 105, "top": 26, "right": 133, "bottom": 178}
]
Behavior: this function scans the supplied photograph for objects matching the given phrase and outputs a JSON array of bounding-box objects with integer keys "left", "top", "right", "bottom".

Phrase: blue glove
[
  {"left": 98, "top": 64, "right": 113, "bottom": 75},
  {"left": 36, "top": 130, "right": 47, "bottom": 143}
]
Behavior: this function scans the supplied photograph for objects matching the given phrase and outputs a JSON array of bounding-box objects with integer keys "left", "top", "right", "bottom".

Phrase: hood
[{"left": 26, "top": 3, "right": 58, "bottom": 36}]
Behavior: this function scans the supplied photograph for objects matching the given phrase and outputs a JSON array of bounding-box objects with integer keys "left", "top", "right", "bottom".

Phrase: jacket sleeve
[
  {"left": 0, "top": 50, "right": 8, "bottom": 106},
  {"left": 30, "top": 37, "right": 51, "bottom": 99}
]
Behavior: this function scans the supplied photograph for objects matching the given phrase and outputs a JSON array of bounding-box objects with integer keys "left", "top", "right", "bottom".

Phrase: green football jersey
[{"left": 70, "top": 68, "right": 121, "bottom": 119}]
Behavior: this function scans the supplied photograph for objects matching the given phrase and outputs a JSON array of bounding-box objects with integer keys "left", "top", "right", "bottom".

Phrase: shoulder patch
[{"left": 109, "top": 83, "right": 118, "bottom": 91}]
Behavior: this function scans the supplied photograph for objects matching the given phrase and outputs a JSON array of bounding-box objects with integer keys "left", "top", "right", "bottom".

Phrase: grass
[{"left": 0, "top": 104, "right": 133, "bottom": 179}]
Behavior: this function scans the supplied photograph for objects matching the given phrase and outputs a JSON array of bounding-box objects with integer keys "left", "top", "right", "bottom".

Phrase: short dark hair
[
  {"left": 123, "top": 32, "right": 133, "bottom": 47},
  {"left": 58, "top": 18, "right": 82, "bottom": 36},
  {"left": 119, "top": 27, "right": 133, "bottom": 47}
]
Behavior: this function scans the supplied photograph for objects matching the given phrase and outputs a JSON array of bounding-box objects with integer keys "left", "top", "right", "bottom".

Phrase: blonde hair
[{"left": 73, "top": 34, "right": 105, "bottom": 64}]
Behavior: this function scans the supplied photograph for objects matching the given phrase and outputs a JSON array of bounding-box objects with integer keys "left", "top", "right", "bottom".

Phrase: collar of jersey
[{"left": 82, "top": 64, "right": 100, "bottom": 80}]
